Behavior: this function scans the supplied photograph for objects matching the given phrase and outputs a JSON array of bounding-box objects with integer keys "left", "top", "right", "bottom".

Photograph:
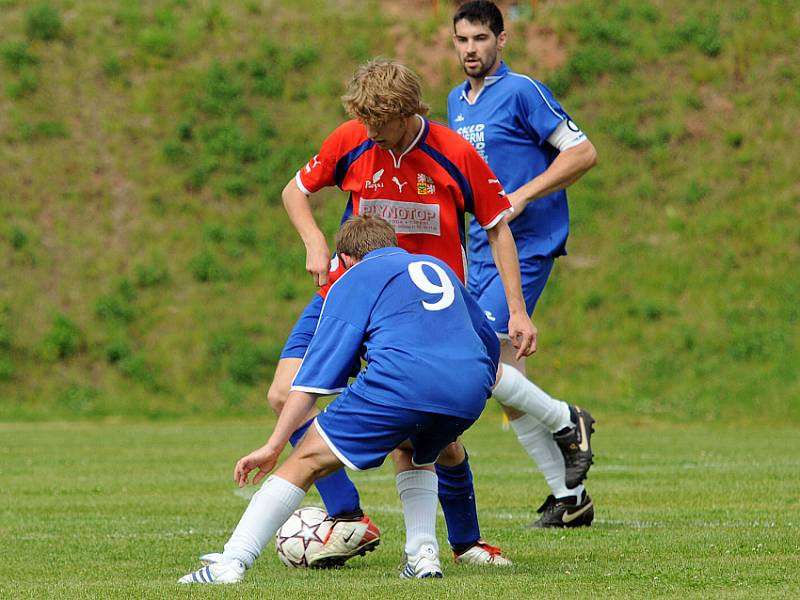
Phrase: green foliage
[
  {"left": 139, "top": 26, "right": 177, "bottom": 59},
  {"left": 102, "top": 55, "right": 124, "bottom": 79},
  {"left": 288, "top": 45, "right": 320, "bottom": 70},
  {"left": 95, "top": 280, "right": 136, "bottom": 324},
  {"left": 7, "top": 225, "right": 28, "bottom": 249},
  {"left": 117, "top": 353, "right": 164, "bottom": 391},
  {"left": 0, "top": 41, "right": 37, "bottom": 71},
  {"left": 133, "top": 262, "right": 170, "bottom": 288},
  {"left": 24, "top": 3, "right": 62, "bottom": 42},
  {"left": 58, "top": 384, "right": 101, "bottom": 414},
  {"left": 188, "top": 249, "right": 226, "bottom": 282},
  {"left": 104, "top": 338, "right": 132, "bottom": 364},
  {"left": 41, "top": 314, "right": 85, "bottom": 360},
  {"left": 6, "top": 67, "right": 38, "bottom": 98},
  {"left": 17, "top": 120, "right": 68, "bottom": 141}
]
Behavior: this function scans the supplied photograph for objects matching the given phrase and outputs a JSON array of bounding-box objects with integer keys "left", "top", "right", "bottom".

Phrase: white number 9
[{"left": 407, "top": 261, "right": 455, "bottom": 311}]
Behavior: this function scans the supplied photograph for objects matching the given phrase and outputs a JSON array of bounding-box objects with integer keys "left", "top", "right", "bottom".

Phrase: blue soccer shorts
[
  {"left": 467, "top": 256, "right": 554, "bottom": 335},
  {"left": 279, "top": 294, "right": 324, "bottom": 359},
  {"left": 314, "top": 389, "right": 477, "bottom": 470}
]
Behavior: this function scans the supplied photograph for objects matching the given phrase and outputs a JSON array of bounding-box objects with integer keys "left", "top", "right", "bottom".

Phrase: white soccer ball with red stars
[{"left": 274, "top": 506, "right": 332, "bottom": 568}]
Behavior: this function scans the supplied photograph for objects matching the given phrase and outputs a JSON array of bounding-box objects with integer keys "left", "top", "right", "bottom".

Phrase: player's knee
[
  {"left": 436, "top": 440, "right": 466, "bottom": 467},
  {"left": 266, "top": 380, "right": 289, "bottom": 415}
]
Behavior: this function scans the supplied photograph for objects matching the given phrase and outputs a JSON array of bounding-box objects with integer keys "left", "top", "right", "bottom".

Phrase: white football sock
[
  {"left": 222, "top": 475, "right": 306, "bottom": 568},
  {"left": 396, "top": 469, "right": 439, "bottom": 556},
  {"left": 494, "top": 363, "right": 572, "bottom": 432},
  {"left": 510, "top": 414, "right": 584, "bottom": 500}
]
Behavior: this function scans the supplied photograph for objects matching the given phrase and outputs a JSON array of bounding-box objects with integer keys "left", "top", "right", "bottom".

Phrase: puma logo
[
  {"left": 488, "top": 178, "right": 500, "bottom": 184},
  {"left": 562, "top": 500, "right": 593, "bottom": 524},
  {"left": 305, "top": 154, "right": 322, "bottom": 173},
  {"left": 392, "top": 176, "right": 407, "bottom": 192}
]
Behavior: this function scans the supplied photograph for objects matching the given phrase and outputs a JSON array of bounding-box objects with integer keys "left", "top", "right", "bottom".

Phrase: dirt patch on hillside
[{"left": 381, "top": 0, "right": 567, "bottom": 88}]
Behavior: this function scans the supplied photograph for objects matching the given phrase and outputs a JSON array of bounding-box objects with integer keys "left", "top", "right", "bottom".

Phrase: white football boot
[
  {"left": 178, "top": 558, "right": 245, "bottom": 584},
  {"left": 400, "top": 543, "right": 443, "bottom": 579}
]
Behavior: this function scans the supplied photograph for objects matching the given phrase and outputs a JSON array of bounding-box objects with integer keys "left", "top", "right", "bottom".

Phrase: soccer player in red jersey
[{"left": 262, "top": 59, "right": 534, "bottom": 567}]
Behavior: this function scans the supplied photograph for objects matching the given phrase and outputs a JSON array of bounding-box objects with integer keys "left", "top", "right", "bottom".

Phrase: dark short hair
[
  {"left": 453, "top": 1, "right": 504, "bottom": 37},
  {"left": 336, "top": 215, "right": 398, "bottom": 260}
]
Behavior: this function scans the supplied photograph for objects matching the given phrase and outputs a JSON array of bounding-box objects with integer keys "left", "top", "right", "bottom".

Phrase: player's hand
[
  {"left": 306, "top": 244, "right": 331, "bottom": 287},
  {"left": 508, "top": 313, "right": 537, "bottom": 359},
  {"left": 234, "top": 444, "right": 280, "bottom": 488}
]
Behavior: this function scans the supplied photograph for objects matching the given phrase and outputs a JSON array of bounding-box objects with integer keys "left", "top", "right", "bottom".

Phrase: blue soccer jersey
[
  {"left": 291, "top": 247, "right": 499, "bottom": 420},
  {"left": 448, "top": 62, "right": 583, "bottom": 263}
]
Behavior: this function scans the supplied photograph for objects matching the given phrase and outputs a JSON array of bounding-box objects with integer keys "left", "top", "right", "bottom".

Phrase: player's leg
[
  {"left": 179, "top": 423, "right": 345, "bottom": 584},
  {"left": 393, "top": 442, "right": 442, "bottom": 579},
  {"left": 433, "top": 440, "right": 511, "bottom": 565},
  {"left": 271, "top": 295, "right": 364, "bottom": 521},
  {"left": 471, "top": 258, "right": 595, "bottom": 525}
]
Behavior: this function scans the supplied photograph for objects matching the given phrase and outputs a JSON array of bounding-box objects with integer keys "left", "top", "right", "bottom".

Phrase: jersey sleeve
[
  {"left": 292, "top": 269, "right": 373, "bottom": 393},
  {"left": 461, "top": 145, "right": 511, "bottom": 230},
  {"left": 295, "top": 122, "right": 358, "bottom": 195},
  {"left": 517, "top": 80, "right": 570, "bottom": 146}
]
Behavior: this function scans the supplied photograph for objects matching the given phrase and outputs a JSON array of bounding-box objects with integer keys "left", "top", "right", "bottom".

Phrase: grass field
[{"left": 2, "top": 413, "right": 799, "bottom": 599}]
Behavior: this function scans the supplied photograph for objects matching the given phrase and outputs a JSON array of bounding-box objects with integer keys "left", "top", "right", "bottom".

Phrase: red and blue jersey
[{"left": 296, "top": 116, "right": 509, "bottom": 294}]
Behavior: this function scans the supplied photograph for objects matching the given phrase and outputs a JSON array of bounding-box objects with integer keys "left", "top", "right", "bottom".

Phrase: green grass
[{"left": 2, "top": 413, "right": 799, "bottom": 599}]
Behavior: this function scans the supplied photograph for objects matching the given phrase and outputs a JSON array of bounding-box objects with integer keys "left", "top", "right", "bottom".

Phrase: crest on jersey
[{"left": 417, "top": 173, "right": 435, "bottom": 195}]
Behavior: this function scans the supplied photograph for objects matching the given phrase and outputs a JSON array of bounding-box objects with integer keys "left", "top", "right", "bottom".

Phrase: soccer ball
[{"left": 275, "top": 506, "right": 332, "bottom": 568}]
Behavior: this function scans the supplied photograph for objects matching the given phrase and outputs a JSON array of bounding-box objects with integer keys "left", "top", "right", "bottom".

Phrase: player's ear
[
  {"left": 497, "top": 30, "right": 507, "bottom": 51},
  {"left": 340, "top": 253, "right": 358, "bottom": 269}
]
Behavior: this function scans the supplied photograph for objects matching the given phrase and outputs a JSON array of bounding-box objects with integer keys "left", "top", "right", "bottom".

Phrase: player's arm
[
  {"left": 485, "top": 220, "right": 538, "bottom": 358},
  {"left": 506, "top": 121, "right": 598, "bottom": 222},
  {"left": 282, "top": 178, "right": 331, "bottom": 286},
  {"left": 234, "top": 389, "right": 319, "bottom": 487}
]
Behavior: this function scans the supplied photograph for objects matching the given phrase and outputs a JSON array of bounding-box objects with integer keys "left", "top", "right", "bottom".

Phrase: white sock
[
  {"left": 396, "top": 469, "right": 439, "bottom": 556},
  {"left": 510, "top": 414, "right": 585, "bottom": 500},
  {"left": 222, "top": 475, "right": 306, "bottom": 568},
  {"left": 494, "top": 363, "right": 572, "bottom": 432}
]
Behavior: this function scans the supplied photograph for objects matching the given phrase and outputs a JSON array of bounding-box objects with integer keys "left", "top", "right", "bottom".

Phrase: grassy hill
[{"left": 1, "top": 0, "right": 798, "bottom": 422}]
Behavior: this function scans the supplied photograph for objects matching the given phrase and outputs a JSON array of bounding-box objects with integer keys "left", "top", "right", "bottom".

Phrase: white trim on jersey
[
  {"left": 295, "top": 171, "right": 312, "bottom": 196},
  {"left": 388, "top": 114, "right": 426, "bottom": 168},
  {"left": 459, "top": 73, "right": 504, "bottom": 106},
  {"left": 314, "top": 419, "right": 360, "bottom": 470},
  {"left": 507, "top": 72, "right": 564, "bottom": 121},
  {"left": 482, "top": 208, "right": 513, "bottom": 230},
  {"left": 546, "top": 119, "right": 588, "bottom": 152},
  {"left": 290, "top": 385, "right": 346, "bottom": 395}
]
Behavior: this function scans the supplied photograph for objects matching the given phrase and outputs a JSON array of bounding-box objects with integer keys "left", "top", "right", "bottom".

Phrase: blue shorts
[
  {"left": 314, "top": 389, "right": 476, "bottom": 470},
  {"left": 467, "top": 257, "right": 554, "bottom": 335},
  {"left": 280, "top": 295, "right": 324, "bottom": 359}
]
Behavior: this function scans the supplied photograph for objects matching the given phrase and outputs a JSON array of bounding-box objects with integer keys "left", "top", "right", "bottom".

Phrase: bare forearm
[
  {"left": 506, "top": 140, "right": 597, "bottom": 220},
  {"left": 266, "top": 390, "right": 319, "bottom": 452},
  {"left": 282, "top": 179, "right": 327, "bottom": 250},
  {"left": 487, "top": 221, "right": 526, "bottom": 316}
]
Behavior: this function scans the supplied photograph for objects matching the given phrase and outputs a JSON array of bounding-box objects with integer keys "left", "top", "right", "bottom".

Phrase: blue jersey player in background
[
  {"left": 179, "top": 215, "right": 500, "bottom": 583},
  {"left": 448, "top": 1, "right": 599, "bottom": 527}
]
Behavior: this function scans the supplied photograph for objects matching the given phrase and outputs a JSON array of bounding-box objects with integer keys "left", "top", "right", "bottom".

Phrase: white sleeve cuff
[
  {"left": 482, "top": 208, "right": 513, "bottom": 230},
  {"left": 547, "top": 119, "right": 588, "bottom": 151},
  {"left": 295, "top": 172, "right": 312, "bottom": 196}
]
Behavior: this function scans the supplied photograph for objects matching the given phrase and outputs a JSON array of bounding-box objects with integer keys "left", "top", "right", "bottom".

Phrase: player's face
[
  {"left": 364, "top": 116, "right": 411, "bottom": 154},
  {"left": 453, "top": 19, "right": 506, "bottom": 80}
]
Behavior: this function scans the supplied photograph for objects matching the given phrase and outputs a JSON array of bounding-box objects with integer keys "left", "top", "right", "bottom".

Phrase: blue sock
[
  {"left": 289, "top": 419, "right": 361, "bottom": 518},
  {"left": 436, "top": 452, "right": 480, "bottom": 551}
]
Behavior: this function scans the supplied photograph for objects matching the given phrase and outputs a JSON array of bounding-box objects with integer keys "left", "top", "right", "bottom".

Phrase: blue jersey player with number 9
[{"left": 179, "top": 215, "right": 500, "bottom": 583}]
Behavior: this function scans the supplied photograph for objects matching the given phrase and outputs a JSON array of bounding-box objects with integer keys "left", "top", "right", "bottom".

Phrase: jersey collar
[
  {"left": 362, "top": 247, "right": 407, "bottom": 262},
  {"left": 459, "top": 62, "right": 509, "bottom": 105},
  {"left": 388, "top": 115, "right": 427, "bottom": 168}
]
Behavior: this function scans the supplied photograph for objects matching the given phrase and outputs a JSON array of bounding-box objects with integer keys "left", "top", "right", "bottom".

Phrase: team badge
[{"left": 417, "top": 173, "right": 435, "bottom": 195}]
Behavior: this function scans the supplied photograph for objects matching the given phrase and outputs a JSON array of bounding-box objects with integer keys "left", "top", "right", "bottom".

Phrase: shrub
[
  {"left": 18, "top": 120, "right": 68, "bottom": 141},
  {"left": 288, "top": 45, "right": 320, "bottom": 70},
  {"left": 25, "top": 3, "right": 62, "bottom": 42},
  {"left": 7, "top": 68, "right": 38, "bottom": 99},
  {"left": 162, "top": 140, "right": 188, "bottom": 164},
  {"left": 1, "top": 41, "right": 37, "bottom": 71},
  {"left": 134, "top": 262, "right": 170, "bottom": 288},
  {"left": 59, "top": 385, "right": 100, "bottom": 414},
  {"left": 104, "top": 339, "right": 132, "bottom": 364},
  {"left": 189, "top": 249, "right": 225, "bottom": 282},
  {"left": 118, "top": 354, "right": 163, "bottom": 391},
  {"left": 220, "top": 174, "right": 248, "bottom": 197},
  {"left": 139, "top": 27, "right": 177, "bottom": 58},
  {"left": 41, "top": 313, "right": 85, "bottom": 360},
  {"left": 102, "top": 55, "right": 124, "bottom": 79},
  {"left": 0, "top": 357, "right": 14, "bottom": 381},
  {"left": 8, "top": 225, "right": 28, "bottom": 249}
]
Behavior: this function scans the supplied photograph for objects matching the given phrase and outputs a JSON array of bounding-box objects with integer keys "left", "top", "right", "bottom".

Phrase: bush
[
  {"left": 139, "top": 27, "right": 177, "bottom": 58},
  {"left": 0, "top": 357, "right": 14, "bottom": 381},
  {"left": 118, "top": 354, "right": 163, "bottom": 391},
  {"left": 25, "top": 3, "right": 62, "bottom": 42},
  {"left": 8, "top": 225, "right": 28, "bottom": 249},
  {"left": 0, "top": 41, "right": 37, "bottom": 72},
  {"left": 7, "top": 68, "right": 38, "bottom": 99},
  {"left": 18, "top": 120, "right": 68, "bottom": 141},
  {"left": 41, "top": 313, "right": 85, "bottom": 360},
  {"left": 189, "top": 249, "right": 225, "bottom": 282},
  {"left": 102, "top": 55, "right": 124, "bottom": 79},
  {"left": 104, "top": 339, "right": 132, "bottom": 364},
  {"left": 95, "top": 292, "right": 135, "bottom": 323},
  {"left": 288, "top": 45, "right": 320, "bottom": 70},
  {"left": 134, "top": 262, "right": 170, "bottom": 288}
]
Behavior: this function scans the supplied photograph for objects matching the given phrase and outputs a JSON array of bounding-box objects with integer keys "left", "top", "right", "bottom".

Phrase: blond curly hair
[{"left": 341, "top": 59, "right": 430, "bottom": 126}]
